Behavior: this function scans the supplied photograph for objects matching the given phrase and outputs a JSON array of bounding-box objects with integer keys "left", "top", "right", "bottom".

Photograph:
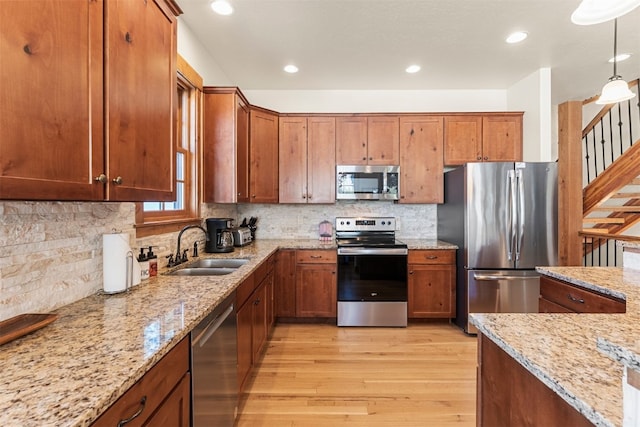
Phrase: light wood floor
[{"left": 237, "top": 322, "right": 478, "bottom": 426}]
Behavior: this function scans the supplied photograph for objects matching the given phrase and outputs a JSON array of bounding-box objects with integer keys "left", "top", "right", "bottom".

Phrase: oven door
[{"left": 337, "top": 248, "right": 408, "bottom": 302}]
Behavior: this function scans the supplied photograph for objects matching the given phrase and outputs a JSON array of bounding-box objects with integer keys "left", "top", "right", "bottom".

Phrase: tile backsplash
[{"left": 0, "top": 200, "right": 436, "bottom": 321}]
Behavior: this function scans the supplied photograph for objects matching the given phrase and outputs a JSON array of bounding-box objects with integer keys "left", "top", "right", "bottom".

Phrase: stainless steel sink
[
  {"left": 168, "top": 258, "right": 249, "bottom": 276},
  {"left": 188, "top": 258, "right": 249, "bottom": 269},
  {"left": 169, "top": 267, "right": 239, "bottom": 276}
]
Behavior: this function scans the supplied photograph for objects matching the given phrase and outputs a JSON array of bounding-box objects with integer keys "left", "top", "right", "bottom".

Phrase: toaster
[{"left": 231, "top": 227, "right": 252, "bottom": 247}]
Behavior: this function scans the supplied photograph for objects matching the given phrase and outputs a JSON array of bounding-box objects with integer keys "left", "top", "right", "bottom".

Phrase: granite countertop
[
  {"left": 0, "top": 238, "right": 455, "bottom": 427},
  {"left": 472, "top": 266, "right": 640, "bottom": 427}
]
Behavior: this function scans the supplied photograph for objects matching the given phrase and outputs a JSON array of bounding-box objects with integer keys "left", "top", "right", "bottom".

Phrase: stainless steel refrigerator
[{"left": 438, "top": 162, "right": 557, "bottom": 334}]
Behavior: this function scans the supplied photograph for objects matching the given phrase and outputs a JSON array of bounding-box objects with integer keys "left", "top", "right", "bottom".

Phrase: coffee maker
[{"left": 205, "top": 218, "right": 235, "bottom": 253}]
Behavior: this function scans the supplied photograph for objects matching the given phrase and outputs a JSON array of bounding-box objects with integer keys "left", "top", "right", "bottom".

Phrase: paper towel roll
[{"left": 103, "top": 233, "right": 136, "bottom": 294}]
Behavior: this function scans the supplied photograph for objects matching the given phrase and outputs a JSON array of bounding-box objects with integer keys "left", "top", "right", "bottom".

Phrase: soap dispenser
[
  {"left": 138, "top": 248, "right": 149, "bottom": 281},
  {"left": 147, "top": 246, "right": 158, "bottom": 277}
]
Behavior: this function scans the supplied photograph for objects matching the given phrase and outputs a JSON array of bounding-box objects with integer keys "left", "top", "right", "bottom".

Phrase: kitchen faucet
[{"left": 171, "top": 225, "right": 209, "bottom": 267}]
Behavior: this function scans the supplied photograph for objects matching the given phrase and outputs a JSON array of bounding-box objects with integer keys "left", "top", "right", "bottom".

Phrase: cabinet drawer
[
  {"left": 539, "top": 296, "right": 574, "bottom": 313},
  {"left": 408, "top": 250, "right": 455, "bottom": 265},
  {"left": 93, "top": 337, "right": 189, "bottom": 426},
  {"left": 540, "top": 276, "right": 625, "bottom": 314},
  {"left": 236, "top": 275, "right": 256, "bottom": 308},
  {"left": 296, "top": 250, "right": 337, "bottom": 264}
]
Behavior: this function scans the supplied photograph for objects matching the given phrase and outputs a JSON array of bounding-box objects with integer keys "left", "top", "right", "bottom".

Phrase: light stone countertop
[
  {"left": 0, "top": 238, "right": 455, "bottom": 427},
  {"left": 471, "top": 266, "right": 640, "bottom": 427}
]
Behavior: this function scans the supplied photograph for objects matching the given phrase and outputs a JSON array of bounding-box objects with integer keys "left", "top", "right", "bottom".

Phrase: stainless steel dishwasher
[{"left": 191, "top": 292, "right": 238, "bottom": 426}]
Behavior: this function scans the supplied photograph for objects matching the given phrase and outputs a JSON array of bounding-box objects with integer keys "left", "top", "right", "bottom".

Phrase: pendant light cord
[{"left": 613, "top": 18, "right": 618, "bottom": 77}]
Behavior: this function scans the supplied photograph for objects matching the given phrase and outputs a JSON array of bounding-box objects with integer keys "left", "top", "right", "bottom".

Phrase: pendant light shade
[
  {"left": 596, "top": 19, "right": 636, "bottom": 104},
  {"left": 596, "top": 76, "right": 636, "bottom": 104},
  {"left": 571, "top": 0, "right": 640, "bottom": 25}
]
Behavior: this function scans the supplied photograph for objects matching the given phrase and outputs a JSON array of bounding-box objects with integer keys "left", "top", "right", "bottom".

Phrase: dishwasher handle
[
  {"left": 192, "top": 303, "right": 234, "bottom": 348},
  {"left": 473, "top": 274, "right": 538, "bottom": 281}
]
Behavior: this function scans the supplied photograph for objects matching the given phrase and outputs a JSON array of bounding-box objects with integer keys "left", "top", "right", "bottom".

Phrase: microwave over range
[{"left": 336, "top": 165, "right": 400, "bottom": 200}]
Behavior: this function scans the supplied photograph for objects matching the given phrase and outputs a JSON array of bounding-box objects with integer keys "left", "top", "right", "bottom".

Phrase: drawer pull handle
[
  {"left": 117, "top": 396, "right": 146, "bottom": 427},
  {"left": 567, "top": 294, "right": 585, "bottom": 304},
  {"left": 426, "top": 256, "right": 438, "bottom": 259},
  {"left": 310, "top": 255, "right": 322, "bottom": 259}
]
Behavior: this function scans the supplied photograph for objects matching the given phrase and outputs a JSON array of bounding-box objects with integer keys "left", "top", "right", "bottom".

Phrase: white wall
[
  {"left": 507, "top": 68, "right": 554, "bottom": 162},
  {"left": 177, "top": 17, "right": 232, "bottom": 86},
  {"left": 242, "top": 89, "right": 508, "bottom": 113}
]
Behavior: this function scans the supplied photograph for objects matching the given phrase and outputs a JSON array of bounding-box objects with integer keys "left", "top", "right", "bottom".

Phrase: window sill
[{"left": 135, "top": 218, "right": 202, "bottom": 238}]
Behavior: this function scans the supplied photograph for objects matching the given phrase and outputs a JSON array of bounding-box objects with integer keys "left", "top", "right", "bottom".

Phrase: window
[{"left": 135, "top": 57, "right": 203, "bottom": 237}]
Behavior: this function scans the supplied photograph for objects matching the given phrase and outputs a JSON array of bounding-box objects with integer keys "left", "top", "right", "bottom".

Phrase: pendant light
[
  {"left": 596, "top": 19, "right": 636, "bottom": 105},
  {"left": 572, "top": 0, "right": 640, "bottom": 25}
]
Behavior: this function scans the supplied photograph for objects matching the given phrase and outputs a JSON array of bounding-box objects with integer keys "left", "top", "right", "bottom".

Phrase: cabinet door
[
  {"left": 143, "top": 373, "right": 190, "bottom": 427},
  {"left": 236, "top": 300, "right": 253, "bottom": 391},
  {"left": 367, "top": 116, "right": 400, "bottom": 165},
  {"left": 296, "top": 264, "right": 337, "bottom": 317},
  {"left": 336, "top": 117, "right": 368, "bottom": 165},
  {"left": 408, "top": 264, "right": 455, "bottom": 318},
  {"left": 250, "top": 108, "right": 279, "bottom": 203},
  {"left": 203, "top": 90, "right": 250, "bottom": 203},
  {"left": 236, "top": 97, "right": 251, "bottom": 203},
  {"left": 0, "top": 0, "right": 104, "bottom": 200},
  {"left": 275, "top": 250, "right": 297, "bottom": 317},
  {"left": 482, "top": 115, "right": 523, "bottom": 162},
  {"left": 307, "top": 117, "right": 336, "bottom": 203},
  {"left": 105, "top": 0, "right": 177, "bottom": 201},
  {"left": 444, "top": 115, "right": 482, "bottom": 165},
  {"left": 399, "top": 116, "right": 444, "bottom": 203},
  {"left": 252, "top": 282, "right": 268, "bottom": 362},
  {"left": 279, "top": 117, "right": 308, "bottom": 203}
]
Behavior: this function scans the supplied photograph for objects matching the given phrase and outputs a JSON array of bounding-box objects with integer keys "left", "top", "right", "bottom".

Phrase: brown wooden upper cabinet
[
  {"left": 443, "top": 113, "right": 523, "bottom": 166},
  {"left": 202, "top": 87, "right": 250, "bottom": 203},
  {"left": 249, "top": 107, "right": 279, "bottom": 203},
  {"left": 399, "top": 116, "right": 444, "bottom": 203},
  {"left": 0, "top": 0, "right": 181, "bottom": 201},
  {"left": 336, "top": 116, "right": 400, "bottom": 165},
  {"left": 279, "top": 116, "right": 336, "bottom": 203}
]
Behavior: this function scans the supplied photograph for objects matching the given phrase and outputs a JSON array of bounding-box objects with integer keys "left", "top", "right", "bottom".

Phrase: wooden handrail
[{"left": 579, "top": 231, "right": 640, "bottom": 243}]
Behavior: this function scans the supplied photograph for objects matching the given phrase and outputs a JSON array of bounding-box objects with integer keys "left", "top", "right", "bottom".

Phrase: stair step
[
  {"left": 611, "top": 192, "right": 640, "bottom": 198},
  {"left": 581, "top": 228, "right": 609, "bottom": 234},
  {"left": 583, "top": 217, "right": 625, "bottom": 224},
  {"left": 592, "top": 206, "right": 640, "bottom": 212}
]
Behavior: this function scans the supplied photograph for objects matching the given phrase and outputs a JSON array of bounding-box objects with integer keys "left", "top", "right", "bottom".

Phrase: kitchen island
[
  {"left": 0, "top": 238, "right": 454, "bottom": 426},
  {"left": 472, "top": 266, "right": 640, "bottom": 427}
]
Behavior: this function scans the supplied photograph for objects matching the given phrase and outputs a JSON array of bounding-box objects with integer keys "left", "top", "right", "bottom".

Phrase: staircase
[{"left": 579, "top": 79, "right": 640, "bottom": 266}]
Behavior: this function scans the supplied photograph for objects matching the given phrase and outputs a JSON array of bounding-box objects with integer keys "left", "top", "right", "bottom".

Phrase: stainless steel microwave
[{"left": 336, "top": 165, "right": 400, "bottom": 200}]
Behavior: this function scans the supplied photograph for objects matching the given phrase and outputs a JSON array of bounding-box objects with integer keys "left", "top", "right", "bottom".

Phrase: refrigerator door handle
[
  {"left": 515, "top": 168, "right": 525, "bottom": 261},
  {"left": 507, "top": 170, "right": 516, "bottom": 261}
]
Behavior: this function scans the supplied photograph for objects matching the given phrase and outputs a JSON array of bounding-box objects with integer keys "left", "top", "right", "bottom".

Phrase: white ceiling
[{"left": 178, "top": 0, "right": 640, "bottom": 104}]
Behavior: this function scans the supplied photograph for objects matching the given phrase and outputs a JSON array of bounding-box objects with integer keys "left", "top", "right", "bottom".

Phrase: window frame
[{"left": 135, "top": 56, "right": 203, "bottom": 238}]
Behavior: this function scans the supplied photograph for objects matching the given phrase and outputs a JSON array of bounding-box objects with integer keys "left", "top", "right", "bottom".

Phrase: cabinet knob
[
  {"left": 362, "top": 157, "right": 366, "bottom": 161},
  {"left": 302, "top": 194, "right": 306, "bottom": 199},
  {"left": 369, "top": 157, "right": 372, "bottom": 160},
  {"left": 477, "top": 156, "right": 482, "bottom": 160},
  {"left": 94, "top": 174, "right": 108, "bottom": 184},
  {"left": 409, "top": 271, "right": 414, "bottom": 274},
  {"left": 308, "top": 194, "right": 312, "bottom": 200},
  {"left": 484, "top": 156, "right": 488, "bottom": 161},
  {"left": 252, "top": 194, "right": 256, "bottom": 198},
  {"left": 112, "top": 176, "right": 123, "bottom": 185}
]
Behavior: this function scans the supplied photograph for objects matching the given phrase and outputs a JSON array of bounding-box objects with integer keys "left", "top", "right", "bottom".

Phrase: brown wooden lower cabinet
[
  {"left": 539, "top": 275, "right": 625, "bottom": 313},
  {"left": 408, "top": 249, "right": 456, "bottom": 318},
  {"left": 477, "top": 334, "right": 593, "bottom": 427},
  {"left": 92, "top": 337, "right": 190, "bottom": 427},
  {"left": 295, "top": 250, "right": 337, "bottom": 318},
  {"left": 236, "top": 255, "right": 276, "bottom": 392},
  {"left": 275, "top": 249, "right": 297, "bottom": 317}
]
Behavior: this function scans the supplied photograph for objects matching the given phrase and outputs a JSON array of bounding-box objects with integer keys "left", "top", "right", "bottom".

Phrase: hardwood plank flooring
[{"left": 237, "top": 322, "right": 477, "bottom": 426}]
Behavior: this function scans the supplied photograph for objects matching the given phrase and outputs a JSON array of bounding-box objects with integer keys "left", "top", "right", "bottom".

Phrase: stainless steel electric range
[{"left": 335, "top": 217, "right": 408, "bottom": 327}]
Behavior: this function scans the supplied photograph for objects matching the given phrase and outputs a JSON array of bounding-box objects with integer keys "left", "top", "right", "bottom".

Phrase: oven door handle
[{"left": 337, "top": 247, "right": 408, "bottom": 256}]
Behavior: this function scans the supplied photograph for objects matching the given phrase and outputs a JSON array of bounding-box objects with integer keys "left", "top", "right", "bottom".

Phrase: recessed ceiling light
[
  {"left": 506, "top": 31, "right": 528, "bottom": 44},
  {"left": 210, "top": 0, "right": 233, "bottom": 15},
  {"left": 405, "top": 65, "right": 421, "bottom": 74},
  {"left": 609, "top": 53, "right": 631, "bottom": 63},
  {"left": 284, "top": 64, "right": 299, "bottom": 73}
]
